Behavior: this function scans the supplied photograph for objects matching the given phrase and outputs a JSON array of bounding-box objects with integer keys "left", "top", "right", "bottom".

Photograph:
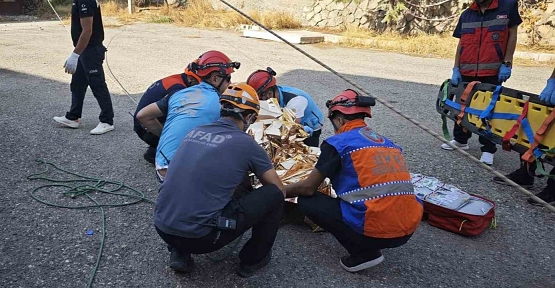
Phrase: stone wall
[
  {"left": 301, "top": 0, "right": 555, "bottom": 45},
  {"left": 303, "top": 0, "right": 465, "bottom": 34}
]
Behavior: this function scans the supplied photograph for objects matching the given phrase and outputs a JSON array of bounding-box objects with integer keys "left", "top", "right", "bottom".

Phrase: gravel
[{"left": 0, "top": 20, "right": 554, "bottom": 288}]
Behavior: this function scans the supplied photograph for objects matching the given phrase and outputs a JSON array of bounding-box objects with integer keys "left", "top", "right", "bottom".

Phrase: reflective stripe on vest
[
  {"left": 461, "top": 18, "right": 509, "bottom": 29},
  {"left": 460, "top": 62, "right": 502, "bottom": 71},
  {"left": 339, "top": 181, "right": 415, "bottom": 204}
]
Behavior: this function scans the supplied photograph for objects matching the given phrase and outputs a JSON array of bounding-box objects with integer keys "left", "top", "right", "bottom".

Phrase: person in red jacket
[{"left": 441, "top": 0, "right": 522, "bottom": 166}]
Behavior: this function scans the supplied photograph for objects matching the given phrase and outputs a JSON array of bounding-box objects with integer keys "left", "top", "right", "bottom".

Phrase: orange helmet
[
  {"left": 192, "top": 50, "right": 240, "bottom": 77},
  {"left": 246, "top": 67, "right": 277, "bottom": 95},
  {"left": 184, "top": 59, "right": 201, "bottom": 83},
  {"left": 326, "top": 89, "right": 372, "bottom": 118},
  {"left": 220, "top": 83, "right": 260, "bottom": 115}
]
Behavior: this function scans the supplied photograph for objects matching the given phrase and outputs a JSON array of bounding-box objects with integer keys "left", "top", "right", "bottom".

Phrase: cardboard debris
[{"left": 248, "top": 98, "right": 335, "bottom": 198}]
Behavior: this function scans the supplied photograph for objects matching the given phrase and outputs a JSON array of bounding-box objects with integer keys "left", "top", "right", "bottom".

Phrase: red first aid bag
[{"left": 423, "top": 194, "right": 496, "bottom": 237}]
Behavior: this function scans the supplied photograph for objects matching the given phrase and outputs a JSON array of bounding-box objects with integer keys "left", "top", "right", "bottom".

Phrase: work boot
[
  {"left": 440, "top": 140, "right": 469, "bottom": 151},
  {"left": 236, "top": 250, "right": 272, "bottom": 278},
  {"left": 493, "top": 168, "right": 534, "bottom": 189},
  {"left": 53, "top": 116, "right": 81, "bottom": 128},
  {"left": 339, "top": 250, "right": 384, "bottom": 273},
  {"left": 143, "top": 146, "right": 156, "bottom": 165},
  {"left": 480, "top": 152, "right": 494, "bottom": 165},
  {"left": 169, "top": 247, "right": 194, "bottom": 273},
  {"left": 527, "top": 186, "right": 555, "bottom": 205},
  {"left": 90, "top": 122, "right": 114, "bottom": 135}
]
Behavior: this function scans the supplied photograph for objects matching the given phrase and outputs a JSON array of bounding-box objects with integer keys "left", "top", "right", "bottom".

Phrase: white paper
[
  {"left": 280, "top": 159, "right": 297, "bottom": 170},
  {"left": 266, "top": 120, "right": 282, "bottom": 136},
  {"left": 247, "top": 122, "right": 264, "bottom": 143},
  {"left": 259, "top": 99, "right": 282, "bottom": 118}
]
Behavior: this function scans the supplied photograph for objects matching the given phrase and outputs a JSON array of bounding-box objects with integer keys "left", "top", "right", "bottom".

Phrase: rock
[
  {"left": 328, "top": 1, "right": 345, "bottom": 11},
  {"left": 329, "top": 17, "right": 343, "bottom": 27},
  {"left": 306, "top": 11, "right": 315, "bottom": 21},
  {"left": 347, "top": 1, "right": 358, "bottom": 13},
  {"left": 303, "top": 6, "right": 312, "bottom": 13},
  {"left": 544, "top": 15, "right": 555, "bottom": 26},
  {"left": 360, "top": 15, "right": 369, "bottom": 25},
  {"left": 340, "top": 8, "right": 351, "bottom": 17},
  {"left": 329, "top": 9, "right": 339, "bottom": 19},
  {"left": 538, "top": 25, "right": 555, "bottom": 46},
  {"left": 355, "top": 7, "right": 365, "bottom": 19},
  {"left": 313, "top": 13, "right": 322, "bottom": 24},
  {"left": 360, "top": 21, "right": 371, "bottom": 29},
  {"left": 317, "top": 19, "right": 329, "bottom": 27},
  {"left": 546, "top": 3, "right": 555, "bottom": 14},
  {"left": 323, "top": 0, "right": 335, "bottom": 8},
  {"left": 360, "top": 0, "right": 370, "bottom": 10},
  {"left": 353, "top": 18, "right": 361, "bottom": 28},
  {"left": 347, "top": 13, "right": 356, "bottom": 23},
  {"left": 320, "top": 9, "right": 330, "bottom": 20},
  {"left": 314, "top": 4, "right": 322, "bottom": 13},
  {"left": 368, "top": 0, "right": 381, "bottom": 11}
]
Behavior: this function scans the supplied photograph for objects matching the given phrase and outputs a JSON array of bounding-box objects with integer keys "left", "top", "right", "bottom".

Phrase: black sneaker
[
  {"left": 527, "top": 188, "right": 555, "bottom": 205},
  {"left": 339, "top": 251, "right": 384, "bottom": 273},
  {"left": 169, "top": 248, "right": 194, "bottom": 273},
  {"left": 493, "top": 169, "right": 534, "bottom": 189},
  {"left": 236, "top": 250, "right": 272, "bottom": 278},
  {"left": 143, "top": 146, "right": 155, "bottom": 165}
]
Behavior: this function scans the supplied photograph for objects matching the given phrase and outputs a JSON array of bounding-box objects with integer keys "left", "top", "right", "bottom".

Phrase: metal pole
[{"left": 128, "top": 0, "right": 134, "bottom": 14}]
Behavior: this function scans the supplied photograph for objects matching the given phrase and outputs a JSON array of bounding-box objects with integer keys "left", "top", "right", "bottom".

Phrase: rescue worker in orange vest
[
  {"left": 441, "top": 0, "right": 522, "bottom": 166},
  {"left": 285, "top": 89, "right": 423, "bottom": 272}
]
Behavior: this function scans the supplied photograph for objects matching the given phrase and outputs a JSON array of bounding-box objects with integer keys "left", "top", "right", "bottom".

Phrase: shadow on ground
[{"left": 0, "top": 67, "right": 553, "bottom": 288}]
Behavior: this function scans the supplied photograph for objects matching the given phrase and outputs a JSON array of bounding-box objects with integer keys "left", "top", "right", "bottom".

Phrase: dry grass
[
  {"left": 312, "top": 26, "right": 555, "bottom": 67},
  {"left": 100, "top": 0, "right": 301, "bottom": 29}
]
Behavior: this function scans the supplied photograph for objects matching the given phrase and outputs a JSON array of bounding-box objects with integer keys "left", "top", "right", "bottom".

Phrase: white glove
[{"left": 64, "top": 52, "right": 80, "bottom": 74}]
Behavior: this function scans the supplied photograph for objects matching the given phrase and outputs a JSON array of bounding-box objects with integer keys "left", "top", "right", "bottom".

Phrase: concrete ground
[{"left": 0, "top": 20, "right": 554, "bottom": 288}]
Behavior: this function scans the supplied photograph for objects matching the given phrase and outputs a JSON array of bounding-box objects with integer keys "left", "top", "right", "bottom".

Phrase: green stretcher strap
[{"left": 534, "top": 156, "right": 555, "bottom": 179}]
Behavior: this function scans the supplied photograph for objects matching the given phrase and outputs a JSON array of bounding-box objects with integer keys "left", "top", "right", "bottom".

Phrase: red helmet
[
  {"left": 246, "top": 67, "right": 277, "bottom": 95},
  {"left": 184, "top": 59, "right": 201, "bottom": 83},
  {"left": 326, "top": 89, "right": 372, "bottom": 118},
  {"left": 192, "top": 50, "right": 240, "bottom": 77}
]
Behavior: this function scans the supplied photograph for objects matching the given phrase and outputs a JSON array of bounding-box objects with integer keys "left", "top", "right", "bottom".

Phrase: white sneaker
[
  {"left": 480, "top": 152, "right": 494, "bottom": 165},
  {"left": 440, "top": 140, "right": 470, "bottom": 151},
  {"left": 53, "top": 116, "right": 81, "bottom": 128},
  {"left": 90, "top": 122, "right": 114, "bottom": 135}
]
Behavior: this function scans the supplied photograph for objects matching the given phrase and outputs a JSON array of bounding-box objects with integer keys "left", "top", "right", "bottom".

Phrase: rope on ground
[
  {"left": 28, "top": 159, "right": 244, "bottom": 286},
  {"left": 104, "top": 25, "right": 138, "bottom": 105},
  {"left": 27, "top": 159, "right": 155, "bottom": 288},
  {"left": 218, "top": 0, "right": 555, "bottom": 213}
]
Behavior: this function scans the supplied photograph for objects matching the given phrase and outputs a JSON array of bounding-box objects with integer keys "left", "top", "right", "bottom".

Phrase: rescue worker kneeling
[
  {"left": 154, "top": 83, "right": 286, "bottom": 277},
  {"left": 285, "top": 89, "right": 423, "bottom": 272},
  {"left": 133, "top": 59, "right": 201, "bottom": 164}
]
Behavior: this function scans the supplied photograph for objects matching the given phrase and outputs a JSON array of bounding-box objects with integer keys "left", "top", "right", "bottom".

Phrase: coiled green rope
[
  {"left": 27, "top": 159, "right": 155, "bottom": 288},
  {"left": 27, "top": 159, "right": 242, "bottom": 287}
]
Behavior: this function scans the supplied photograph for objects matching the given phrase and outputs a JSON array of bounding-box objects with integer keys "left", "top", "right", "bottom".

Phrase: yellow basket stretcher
[{"left": 436, "top": 80, "right": 555, "bottom": 167}]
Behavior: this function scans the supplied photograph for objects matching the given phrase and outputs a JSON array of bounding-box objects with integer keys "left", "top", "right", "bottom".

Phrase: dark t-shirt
[
  {"left": 71, "top": 0, "right": 104, "bottom": 47},
  {"left": 315, "top": 141, "right": 341, "bottom": 179},
  {"left": 154, "top": 118, "right": 274, "bottom": 238}
]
